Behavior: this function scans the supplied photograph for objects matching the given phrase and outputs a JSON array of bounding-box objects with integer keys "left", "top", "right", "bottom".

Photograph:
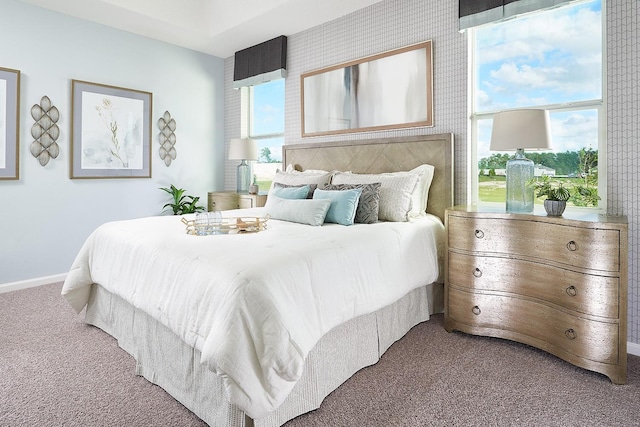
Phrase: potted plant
[
  {"left": 527, "top": 175, "right": 572, "bottom": 216},
  {"left": 159, "top": 184, "right": 205, "bottom": 215}
]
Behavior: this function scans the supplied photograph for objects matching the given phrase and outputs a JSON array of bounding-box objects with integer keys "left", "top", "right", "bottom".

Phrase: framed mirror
[{"left": 301, "top": 41, "right": 433, "bottom": 137}]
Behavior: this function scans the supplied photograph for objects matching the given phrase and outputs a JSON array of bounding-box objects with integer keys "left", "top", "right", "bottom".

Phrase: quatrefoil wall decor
[
  {"left": 30, "top": 96, "right": 60, "bottom": 167},
  {"left": 158, "top": 111, "right": 177, "bottom": 167}
]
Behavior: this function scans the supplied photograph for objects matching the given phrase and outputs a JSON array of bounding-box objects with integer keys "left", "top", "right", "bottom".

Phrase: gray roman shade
[
  {"left": 459, "top": 0, "right": 576, "bottom": 30},
  {"left": 233, "top": 35, "right": 287, "bottom": 89}
]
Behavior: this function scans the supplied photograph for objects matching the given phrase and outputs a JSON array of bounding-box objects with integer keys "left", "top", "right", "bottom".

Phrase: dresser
[{"left": 444, "top": 205, "right": 628, "bottom": 384}]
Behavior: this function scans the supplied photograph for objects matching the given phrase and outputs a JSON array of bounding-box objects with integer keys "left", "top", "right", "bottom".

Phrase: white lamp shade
[
  {"left": 489, "top": 109, "right": 552, "bottom": 151},
  {"left": 228, "top": 138, "right": 258, "bottom": 160}
]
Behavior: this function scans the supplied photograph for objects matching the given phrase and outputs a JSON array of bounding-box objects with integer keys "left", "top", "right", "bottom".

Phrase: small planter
[{"left": 544, "top": 199, "right": 566, "bottom": 216}]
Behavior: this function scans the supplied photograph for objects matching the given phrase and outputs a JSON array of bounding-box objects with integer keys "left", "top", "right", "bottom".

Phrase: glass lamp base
[
  {"left": 236, "top": 160, "right": 251, "bottom": 194},
  {"left": 506, "top": 149, "right": 534, "bottom": 213}
]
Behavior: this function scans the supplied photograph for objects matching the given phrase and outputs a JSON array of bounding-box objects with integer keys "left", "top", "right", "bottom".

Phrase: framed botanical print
[
  {"left": 0, "top": 67, "right": 20, "bottom": 180},
  {"left": 71, "top": 80, "right": 152, "bottom": 179}
]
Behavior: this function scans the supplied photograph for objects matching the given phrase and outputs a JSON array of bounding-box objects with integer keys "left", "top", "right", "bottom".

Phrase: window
[
  {"left": 243, "top": 78, "right": 285, "bottom": 191},
  {"left": 470, "top": 0, "right": 604, "bottom": 209}
]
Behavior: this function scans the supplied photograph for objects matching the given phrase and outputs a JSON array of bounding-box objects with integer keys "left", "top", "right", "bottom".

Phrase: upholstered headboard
[{"left": 283, "top": 134, "right": 454, "bottom": 221}]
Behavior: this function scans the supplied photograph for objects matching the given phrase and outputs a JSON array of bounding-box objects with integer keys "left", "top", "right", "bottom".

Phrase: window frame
[{"left": 467, "top": 1, "right": 607, "bottom": 210}]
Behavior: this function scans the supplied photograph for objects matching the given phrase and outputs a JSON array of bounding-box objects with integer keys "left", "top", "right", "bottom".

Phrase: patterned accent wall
[
  {"left": 285, "top": 0, "right": 468, "bottom": 201},
  {"left": 224, "top": 0, "right": 640, "bottom": 346},
  {"left": 607, "top": 1, "right": 639, "bottom": 345}
]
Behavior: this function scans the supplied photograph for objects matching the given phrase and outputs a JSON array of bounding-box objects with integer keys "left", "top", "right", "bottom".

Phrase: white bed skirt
[{"left": 85, "top": 282, "right": 444, "bottom": 427}]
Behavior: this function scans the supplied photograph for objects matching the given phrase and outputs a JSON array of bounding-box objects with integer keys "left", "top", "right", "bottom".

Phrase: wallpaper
[
  {"left": 607, "top": 0, "right": 639, "bottom": 344},
  {"left": 224, "top": 0, "right": 639, "bottom": 346}
]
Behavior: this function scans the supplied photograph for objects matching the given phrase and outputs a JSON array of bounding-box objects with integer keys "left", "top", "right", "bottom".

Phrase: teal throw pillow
[
  {"left": 271, "top": 184, "right": 310, "bottom": 200},
  {"left": 312, "top": 188, "right": 363, "bottom": 226}
]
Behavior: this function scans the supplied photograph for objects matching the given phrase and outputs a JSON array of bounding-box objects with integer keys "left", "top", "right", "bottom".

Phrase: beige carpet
[{"left": 1, "top": 283, "right": 638, "bottom": 426}]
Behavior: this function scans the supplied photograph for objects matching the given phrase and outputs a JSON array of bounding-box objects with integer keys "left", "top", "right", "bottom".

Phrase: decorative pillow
[
  {"left": 284, "top": 164, "right": 329, "bottom": 174},
  {"left": 272, "top": 169, "right": 333, "bottom": 188},
  {"left": 312, "top": 188, "right": 363, "bottom": 226},
  {"left": 270, "top": 184, "right": 310, "bottom": 200},
  {"left": 408, "top": 164, "right": 436, "bottom": 217},
  {"left": 322, "top": 183, "right": 381, "bottom": 224},
  {"left": 331, "top": 172, "right": 419, "bottom": 222},
  {"left": 272, "top": 182, "right": 318, "bottom": 199},
  {"left": 263, "top": 196, "right": 331, "bottom": 226}
]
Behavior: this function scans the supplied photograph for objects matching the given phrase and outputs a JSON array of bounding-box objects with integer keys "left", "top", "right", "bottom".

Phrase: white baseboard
[
  {"left": 628, "top": 341, "right": 640, "bottom": 357},
  {"left": 0, "top": 273, "right": 67, "bottom": 294}
]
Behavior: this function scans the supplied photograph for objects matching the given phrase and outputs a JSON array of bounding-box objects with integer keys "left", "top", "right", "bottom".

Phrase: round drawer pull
[
  {"left": 565, "top": 328, "right": 577, "bottom": 340},
  {"left": 474, "top": 229, "right": 485, "bottom": 239},
  {"left": 472, "top": 306, "right": 481, "bottom": 315},
  {"left": 566, "top": 286, "right": 578, "bottom": 297},
  {"left": 473, "top": 268, "right": 483, "bottom": 278},
  {"left": 566, "top": 240, "right": 578, "bottom": 251}
]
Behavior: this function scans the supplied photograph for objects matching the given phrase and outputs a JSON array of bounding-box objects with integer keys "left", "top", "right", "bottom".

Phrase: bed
[{"left": 62, "top": 134, "right": 454, "bottom": 427}]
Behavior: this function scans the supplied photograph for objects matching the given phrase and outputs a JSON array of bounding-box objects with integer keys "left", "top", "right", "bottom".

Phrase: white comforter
[{"left": 62, "top": 208, "right": 444, "bottom": 418}]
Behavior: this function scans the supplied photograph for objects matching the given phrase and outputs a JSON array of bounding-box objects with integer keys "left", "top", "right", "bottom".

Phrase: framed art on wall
[
  {"left": 301, "top": 40, "right": 433, "bottom": 137},
  {"left": 71, "top": 80, "right": 152, "bottom": 179},
  {"left": 0, "top": 67, "right": 21, "bottom": 180}
]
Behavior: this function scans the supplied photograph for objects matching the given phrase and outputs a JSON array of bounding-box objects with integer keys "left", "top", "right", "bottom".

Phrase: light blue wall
[{"left": 0, "top": 0, "right": 225, "bottom": 283}]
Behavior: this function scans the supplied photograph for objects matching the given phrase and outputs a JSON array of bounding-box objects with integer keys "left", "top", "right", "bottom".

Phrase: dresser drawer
[
  {"left": 448, "top": 288, "right": 619, "bottom": 364},
  {"left": 447, "top": 215, "right": 621, "bottom": 272},
  {"left": 448, "top": 252, "right": 620, "bottom": 318}
]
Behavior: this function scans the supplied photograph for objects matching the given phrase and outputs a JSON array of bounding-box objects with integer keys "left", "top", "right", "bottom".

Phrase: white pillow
[
  {"left": 331, "top": 171, "right": 419, "bottom": 222},
  {"left": 409, "top": 164, "right": 435, "bottom": 217},
  {"left": 284, "top": 164, "right": 329, "bottom": 174},
  {"left": 271, "top": 169, "right": 333, "bottom": 188},
  {"left": 264, "top": 196, "right": 331, "bottom": 226}
]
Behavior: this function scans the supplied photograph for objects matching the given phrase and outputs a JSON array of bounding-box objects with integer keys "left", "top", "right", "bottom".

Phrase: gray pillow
[{"left": 322, "top": 183, "right": 381, "bottom": 224}]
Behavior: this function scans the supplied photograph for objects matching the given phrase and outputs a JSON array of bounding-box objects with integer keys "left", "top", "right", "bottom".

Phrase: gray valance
[
  {"left": 233, "top": 35, "right": 287, "bottom": 89},
  {"left": 459, "top": 0, "right": 576, "bottom": 30}
]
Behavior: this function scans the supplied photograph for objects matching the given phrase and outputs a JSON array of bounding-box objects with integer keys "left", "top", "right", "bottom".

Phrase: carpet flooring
[{"left": 1, "top": 282, "right": 639, "bottom": 426}]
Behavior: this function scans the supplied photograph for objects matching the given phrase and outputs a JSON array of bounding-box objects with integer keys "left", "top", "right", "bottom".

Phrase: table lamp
[
  {"left": 229, "top": 138, "right": 258, "bottom": 193},
  {"left": 489, "top": 109, "right": 552, "bottom": 213}
]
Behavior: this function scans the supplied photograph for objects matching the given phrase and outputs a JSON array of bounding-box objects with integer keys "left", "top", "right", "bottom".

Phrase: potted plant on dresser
[{"left": 528, "top": 174, "right": 599, "bottom": 216}]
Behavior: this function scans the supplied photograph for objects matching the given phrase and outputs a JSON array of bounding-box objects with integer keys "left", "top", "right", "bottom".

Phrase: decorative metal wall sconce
[
  {"left": 30, "top": 96, "right": 60, "bottom": 166},
  {"left": 158, "top": 111, "right": 177, "bottom": 166}
]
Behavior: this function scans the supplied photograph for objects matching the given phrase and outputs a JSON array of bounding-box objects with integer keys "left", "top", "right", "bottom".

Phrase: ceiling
[{"left": 18, "top": 0, "right": 382, "bottom": 58}]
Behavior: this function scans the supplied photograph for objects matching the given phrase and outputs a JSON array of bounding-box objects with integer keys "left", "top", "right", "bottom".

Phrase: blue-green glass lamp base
[
  {"left": 236, "top": 160, "right": 251, "bottom": 194},
  {"left": 506, "top": 148, "right": 534, "bottom": 213}
]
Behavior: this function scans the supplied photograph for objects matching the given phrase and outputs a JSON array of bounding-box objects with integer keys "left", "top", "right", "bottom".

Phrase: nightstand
[
  {"left": 238, "top": 193, "right": 267, "bottom": 209},
  {"left": 444, "top": 205, "right": 628, "bottom": 384},
  {"left": 207, "top": 191, "right": 239, "bottom": 211},
  {"left": 208, "top": 192, "right": 267, "bottom": 211}
]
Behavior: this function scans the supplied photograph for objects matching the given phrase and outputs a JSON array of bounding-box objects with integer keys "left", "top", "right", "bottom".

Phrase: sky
[
  {"left": 251, "top": 78, "right": 285, "bottom": 162},
  {"left": 475, "top": 0, "right": 602, "bottom": 160}
]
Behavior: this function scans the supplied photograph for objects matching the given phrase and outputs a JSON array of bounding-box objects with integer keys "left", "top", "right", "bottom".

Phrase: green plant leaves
[{"left": 159, "top": 185, "right": 205, "bottom": 215}]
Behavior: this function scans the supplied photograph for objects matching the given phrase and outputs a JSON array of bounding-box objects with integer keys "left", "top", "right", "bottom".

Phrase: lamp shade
[
  {"left": 228, "top": 138, "right": 258, "bottom": 160},
  {"left": 489, "top": 109, "right": 552, "bottom": 151}
]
